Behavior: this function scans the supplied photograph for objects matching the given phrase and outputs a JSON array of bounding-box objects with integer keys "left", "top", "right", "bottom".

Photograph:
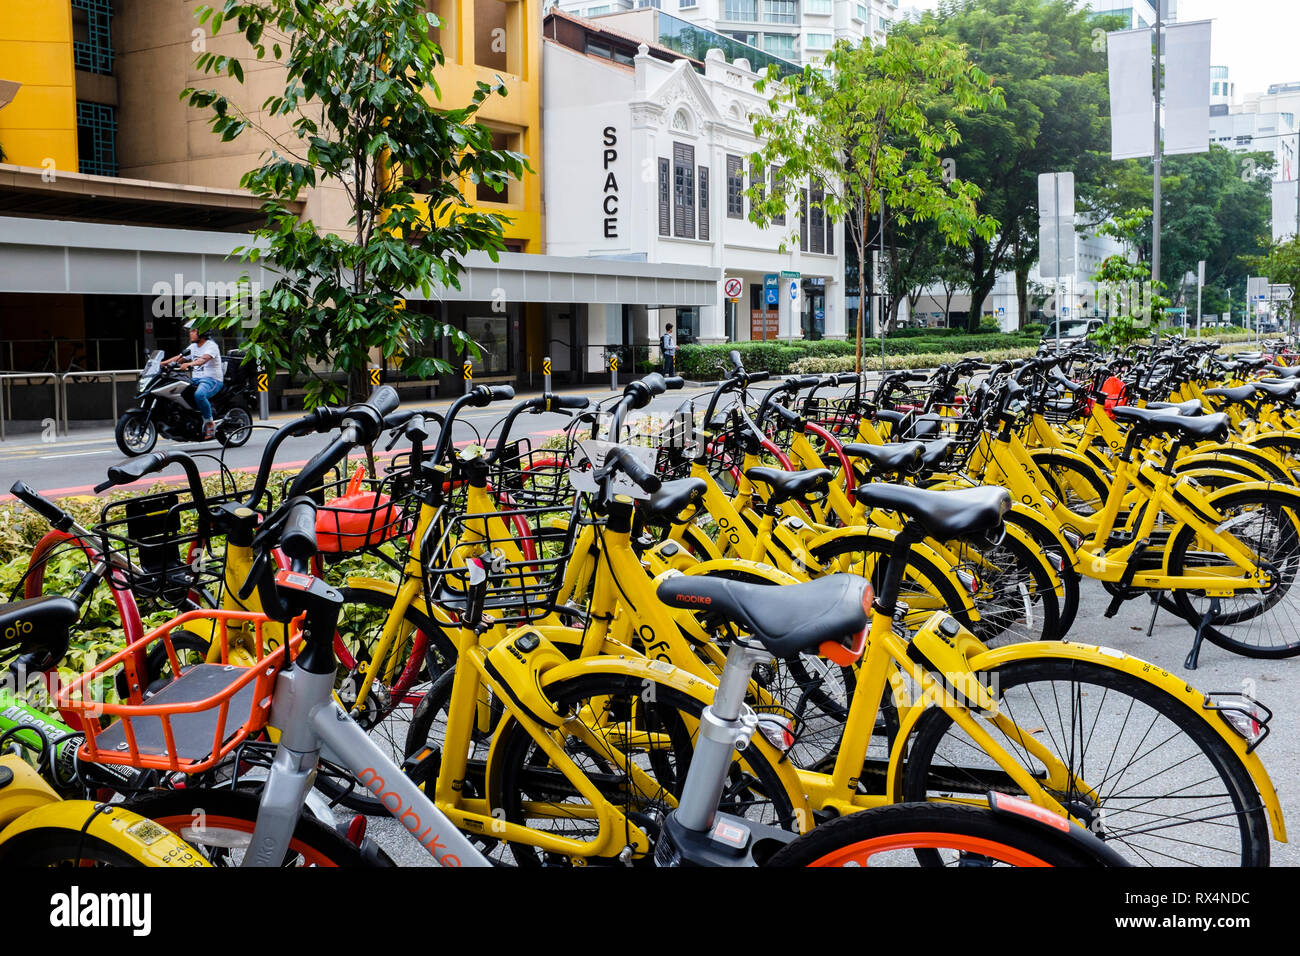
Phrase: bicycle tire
[
  {"left": 120, "top": 788, "right": 371, "bottom": 867},
  {"left": 765, "top": 801, "right": 1104, "bottom": 867},
  {"left": 491, "top": 672, "right": 798, "bottom": 866},
  {"left": 1030, "top": 450, "right": 1110, "bottom": 520},
  {"left": 0, "top": 829, "right": 159, "bottom": 866},
  {"left": 1005, "top": 509, "right": 1080, "bottom": 636},
  {"left": 900, "top": 657, "right": 1270, "bottom": 866},
  {"left": 1168, "top": 486, "right": 1300, "bottom": 659},
  {"left": 948, "top": 526, "right": 1061, "bottom": 644}
]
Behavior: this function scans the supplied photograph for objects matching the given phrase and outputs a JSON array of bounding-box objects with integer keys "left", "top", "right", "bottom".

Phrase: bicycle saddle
[
  {"left": 1145, "top": 399, "right": 1202, "bottom": 415},
  {"left": 842, "top": 441, "right": 923, "bottom": 473},
  {"left": 1262, "top": 365, "right": 1300, "bottom": 378},
  {"left": 644, "top": 477, "right": 706, "bottom": 518},
  {"left": 915, "top": 438, "right": 955, "bottom": 471},
  {"left": 1202, "top": 384, "right": 1256, "bottom": 404},
  {"left": 1114, "top": 407, "right": 1230, "bottom": 442},
  {"left": 1255, "top": 379, "right": 1300, "bottom": 400},
  {"left": 852, "top": 484, "right": 1010, "bottom": 540},
  {"left": 745, "top": 467, "right": 831, "bottom": 504},
  {"left": 0, "top": 595, "right": 78, "bottom": 672},
  {"left": 657, "top": 573, "right": 869, "bottom": 660}
]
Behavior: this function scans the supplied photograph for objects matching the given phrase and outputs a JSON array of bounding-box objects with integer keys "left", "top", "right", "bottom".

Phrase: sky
[{"left": 906, "top": 1, "right": 1300, "bottom": 99}]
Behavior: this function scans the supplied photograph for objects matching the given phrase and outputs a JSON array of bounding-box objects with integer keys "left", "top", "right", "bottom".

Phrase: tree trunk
[
  {"left": 856, "top": 240, "right": 867, "bottom": 374},
  {"left": 967, "top": 275, "right": 996, "bottom": 331},
  {"left": 888, "top": 295, "right": 904, "bottom": 332}
]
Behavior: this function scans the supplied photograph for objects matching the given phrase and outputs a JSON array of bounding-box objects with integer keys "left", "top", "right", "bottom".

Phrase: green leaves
[{"left": 185, "top": 0, "right": 527, "bottom": 405}]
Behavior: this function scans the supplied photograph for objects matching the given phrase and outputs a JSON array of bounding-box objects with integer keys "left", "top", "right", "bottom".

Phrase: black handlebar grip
[
  {"left": 489, "top": 385, "right": 516, "bottom": 402},
  {"left": 640, "top": 373, "right": 668, "bottom": 396},
  {"left": 771, "top": 403, "right": 802, "bottom": 425},
  {"left": 279, "top": 499, "right": 318, "bottom": 562},
  {"left": 366, "top": 385, "right": 400, "bottom": 419},
  {"left": 105, "top": 451, "right": 169, "bottom": 487},
  {"left": 906, "top": 372, "right": 928, "bottom": 383},
  {"left": 791, "top": 375, "right": 821, "bottom": 388},
  {"left": 10, "top": 481, "right": 70, "bottom": 527},
  {"left": 835, "top": 373, "right": 859, "bottom": 385},
  {"left": 552, "top": 395, "right": 590, "bottom": 411},
  {"left": 747, "top": 371, "right": 771, "bottom": 383},
  {"left": 664, "top": 376, "right": 685, "bottom": 390},
  {"left": 608, "top": 446, "right": 662, "bottom": 494}
]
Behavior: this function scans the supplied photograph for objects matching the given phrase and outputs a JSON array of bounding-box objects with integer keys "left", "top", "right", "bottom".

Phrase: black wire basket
[
  {"left": 95, "top": 487, "right": 247, "bottom": 605},
  {"left": 490, "top": 439, "right": 577, "bottom": 510},
  {"left": 421, "top": 501, "right": 580, "bottom": 628}
]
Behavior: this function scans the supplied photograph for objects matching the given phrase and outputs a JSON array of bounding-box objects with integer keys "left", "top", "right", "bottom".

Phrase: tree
[
  {"left": 1247, "top": 237, "right": 1300, "bottom": 324},
  {"left": 746, "top": 34, "right": 1001, "bottom": 371},
  {"left": 1087, "top": 242, "right": 1170, "bottom": 350},
  {"left": 896, "top": 0, "right": 1117, "bottom": 330},
  {"left": 184, "top": 0, "right": 528, "bottom": 405},
  {"left": 1095, "top": 146, "right": 1275, "bottom": 315}
]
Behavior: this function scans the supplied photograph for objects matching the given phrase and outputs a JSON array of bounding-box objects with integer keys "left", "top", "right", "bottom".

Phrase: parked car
[{"left": 1040, "top": 318, "right": 1104, "bottom": 351}]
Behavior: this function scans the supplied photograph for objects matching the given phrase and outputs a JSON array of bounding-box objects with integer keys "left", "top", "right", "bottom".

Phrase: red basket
[
  {"left": 316, "top": 466, "right": 401, "bottom": 552},
  {"left": 57, "top": 610, "right": 299, "bottom": 774}
]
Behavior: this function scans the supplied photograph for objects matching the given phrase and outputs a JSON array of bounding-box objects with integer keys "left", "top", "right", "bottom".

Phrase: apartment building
[{"left": 554, "top": 0, "right": 898, "bottom": 65}]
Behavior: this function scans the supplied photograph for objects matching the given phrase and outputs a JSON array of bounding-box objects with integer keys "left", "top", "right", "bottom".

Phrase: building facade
[
  {"left": 543, "top": 10, "right": 845, "bottom": 348},
  {"left": 555, "top": 0, "right": 898, "bottom": 66},
  {"left": 0, "top": 0, "right": 725, "bottom": 418}
]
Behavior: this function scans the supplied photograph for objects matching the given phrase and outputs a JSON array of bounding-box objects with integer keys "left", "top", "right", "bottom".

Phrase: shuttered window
[
  {"left": 810, "top": 187, "right": 825, "bottom": 254},
  {"left": 673, "top": 142, "right": 695, "bottom": 238},
  {"left": 726, "top": 155, "right": 744, "bottom": 219},
  {"left": 698, "top": 165, "right": 710, "bottom": 241},
  {"left": 658, "top": 158, "right": 670, "bottom": 236},
  {"left": 771, "top": 166, "right": 784, "bottom": 225},
  {"left": 799, "top": 188, "right": 808, "bottom": 249}
]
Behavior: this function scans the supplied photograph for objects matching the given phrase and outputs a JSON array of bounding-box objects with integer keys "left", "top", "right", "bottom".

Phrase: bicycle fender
[
  {"left": 964, "top": 640, "right": 1287, "bottom": 843},
  {"left": 682, "top": 558, "right": 800, "bottom": 586},
  {"left": 1007, "top": 502, "right": 1077, "bottom": 566},
  {"left": 532, "top": 655, "right": 814, "bottom": 832},
  {"left": 1175, "top": 451, "right": 1279, "bottom": 482},
  {"left": 344, "top": 575, "right": 458, "bottom": 626},
  {"left": 0, "top": 800, "right": 211, "bottom": 866}
]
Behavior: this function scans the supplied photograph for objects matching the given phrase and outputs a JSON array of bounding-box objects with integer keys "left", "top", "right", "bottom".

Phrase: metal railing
[
  {"left": 0, "top": 373, "right": 61, "bottom": 442},
  {"left": 58, "top": 369, "right": 140, "bottom": 437}
]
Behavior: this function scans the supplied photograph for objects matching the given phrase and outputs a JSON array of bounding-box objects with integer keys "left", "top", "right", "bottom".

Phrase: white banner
[
  {"left": 1108, "top": 28, "right": 1155, "bottom": 160},
  {"left": 1273, "top": 179, "right": 1299, "bottom": 241},
  {"left": 1038, "top": 172, "right": 1076, "bottom": 279},
  {"left": 1164, "top": 20, "right": 1211, "bottom": 156}
]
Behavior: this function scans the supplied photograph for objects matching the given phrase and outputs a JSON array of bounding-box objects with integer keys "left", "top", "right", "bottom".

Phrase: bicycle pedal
[{"left": 1103, "top": 592, "right": 1127, "bottom": 618}]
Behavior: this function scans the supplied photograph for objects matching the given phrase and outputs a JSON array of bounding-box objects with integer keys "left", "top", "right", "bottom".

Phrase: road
[{"left": 0, "top": 382, "right": 724, "bottom": 497}]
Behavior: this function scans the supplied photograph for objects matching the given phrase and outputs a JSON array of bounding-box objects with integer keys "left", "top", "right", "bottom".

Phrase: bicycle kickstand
[
  {"left": 1146, "top": 591, "right": 1163, "bottom": 637},
  {"left": 1184, "top": 597, "right": 1220, "bottom": 671}
]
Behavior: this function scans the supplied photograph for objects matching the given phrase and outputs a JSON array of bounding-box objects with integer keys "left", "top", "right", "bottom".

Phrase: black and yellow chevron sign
[
  {"left": 257, "top": 373, "right": 268, "bottom": 392},
  {"left": 370, "top": 368, "right": 381, "bottom": 386}
]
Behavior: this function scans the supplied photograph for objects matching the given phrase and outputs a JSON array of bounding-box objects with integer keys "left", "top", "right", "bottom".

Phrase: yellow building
[{"left": 0, "top": 0, "right": 78, "bottom": 171}]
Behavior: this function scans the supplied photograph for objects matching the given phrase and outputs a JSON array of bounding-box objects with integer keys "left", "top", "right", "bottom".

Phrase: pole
[
  {"left": 1151, "top": 2, "right": 1163, "bottom": 286},
  {"left": 1196, "top": 264, "right": 1203, "bottom": 338},
  {"left": 1054, "top": 174, "right": 1062, "bottom": 353},
  {"left": 878, "top": 193, "right": 886, "bottom": 372}
]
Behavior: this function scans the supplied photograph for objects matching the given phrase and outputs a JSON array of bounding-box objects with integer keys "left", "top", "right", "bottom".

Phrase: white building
[
  {"left": 543, "top": 10, "right": 845, "bottom": 348},
  {"left": 552, "top": 0, "right": 899, "bottom": 66}
]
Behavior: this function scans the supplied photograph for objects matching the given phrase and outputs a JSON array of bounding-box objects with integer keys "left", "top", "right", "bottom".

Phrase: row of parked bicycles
[{"left": 0, "top": 335, "right": 1296, "bottom": 867}]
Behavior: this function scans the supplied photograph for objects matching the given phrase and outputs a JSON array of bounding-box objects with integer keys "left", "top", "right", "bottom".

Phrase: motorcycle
[{"left": 114, "top": 350, "right": 256, "bottom": 456}]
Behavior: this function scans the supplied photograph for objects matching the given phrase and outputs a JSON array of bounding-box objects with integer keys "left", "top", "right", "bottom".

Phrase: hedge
[
  {"left": 677, "top": 334, "right": 1040, "bottom": 378},
  {"left": 788, "top": 347, "right": 1040, "bottom": 374}
]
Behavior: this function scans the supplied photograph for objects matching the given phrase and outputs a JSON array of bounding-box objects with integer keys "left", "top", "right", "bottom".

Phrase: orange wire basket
[{"left": 57, "top": 609, "right": 300, "bottom": 774}]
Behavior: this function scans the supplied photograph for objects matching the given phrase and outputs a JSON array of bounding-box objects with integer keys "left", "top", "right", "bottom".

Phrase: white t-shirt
[{"left": 190, "top": 340, "right": 224, "bottom": 382}]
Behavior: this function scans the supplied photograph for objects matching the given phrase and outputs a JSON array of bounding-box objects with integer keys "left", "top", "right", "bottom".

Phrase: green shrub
[
  {"left": 789, "top": 346, "right": 1040, "bottom": 374},
  {"left": 977, "top": 316, "right": 1001, "bottom": 333},
  {"left": 1022, "top": 323, "right": 1047, "bottom": 337}
]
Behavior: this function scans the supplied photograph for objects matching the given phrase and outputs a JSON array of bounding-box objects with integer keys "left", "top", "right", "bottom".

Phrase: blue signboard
[{"left": 764, "top": 274, "right": 779, "bottom": 306}]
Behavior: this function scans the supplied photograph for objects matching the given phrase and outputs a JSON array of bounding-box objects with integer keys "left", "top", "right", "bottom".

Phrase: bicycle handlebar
[
  {"left": 9, "top": 480, "right": 74, "bottom": 531},
  {"left": 605, "top": 446, "right": 661, "bottom": 494}
]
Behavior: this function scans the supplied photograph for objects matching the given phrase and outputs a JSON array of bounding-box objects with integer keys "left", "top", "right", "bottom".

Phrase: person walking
[{"left": 660, "top": 323, "right": 677, "bottom": 377}]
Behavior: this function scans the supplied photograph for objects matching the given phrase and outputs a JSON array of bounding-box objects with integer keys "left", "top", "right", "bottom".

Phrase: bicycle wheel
[
  {"left": 0, "top": 831, "right": 150, "bottom": 866},
  {"left": 1168, "top": 487, "right": 1300, "bottom": 658},
  {"left": 320, "top": 584, "right": 458, "bottom": 813},
  {"left": 491, "top": 672, "right": 798, "bottom": 866},
  {"left": 120, "top": 788, "right": 370, "bottom": 867},
  {"left": 1005, "top": 509, "right": 1080, "bottom": 636},
  {"left": 947, "top": 526, "right": 1061, "bottom": 644},
  {"left": 809, "top": 533, "right": 972, "bottom": 634},
  {"left": 765, "top": 802, "right": 1104, "bottom": 867},
  {"left": 900, "top": 658, "right": 1270, "bottom": 866},
  {"left": 1032, "top": 450, "right": 1110, "bottom": 520}
]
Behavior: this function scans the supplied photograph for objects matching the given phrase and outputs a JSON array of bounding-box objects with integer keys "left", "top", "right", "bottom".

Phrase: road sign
[
  {"left": 257, "top": 372, "right": 268, "bottom": 392},
  {"left": 723, "top": 276, "right": 743, "bottom": 300},
  {"left": 788, "top": 279, "right": 799, "bottom": 302},
  {"left": 609, "top": 355, "right": 619, "bottom": 372},
  {"left": 542, "top": 357, "right": 552, "bottom": 376},
  {"left": 764, "top": 274, "right": 779, "bottom": 306},
  {"left": 369, "top": 367, "right": 381, "bottom": 387},
  {"left": 462, "top": 361, "right": 472, "bottom": 380}
]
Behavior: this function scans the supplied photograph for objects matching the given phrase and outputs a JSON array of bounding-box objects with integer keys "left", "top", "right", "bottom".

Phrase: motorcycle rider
[{"left": 163, "top": 322, "right": 224, "bottom": 439}]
